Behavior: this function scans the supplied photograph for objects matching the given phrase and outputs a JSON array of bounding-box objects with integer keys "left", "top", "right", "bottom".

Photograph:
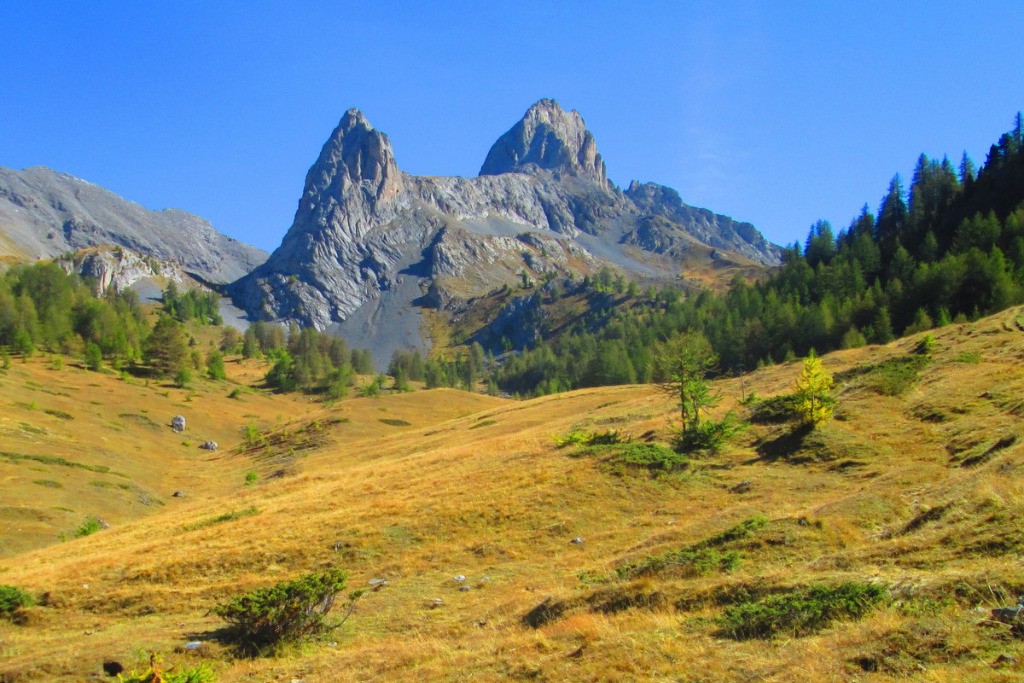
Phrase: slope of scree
[{"left": 2, "top": 307, "right": 1024, "bottom": 681}]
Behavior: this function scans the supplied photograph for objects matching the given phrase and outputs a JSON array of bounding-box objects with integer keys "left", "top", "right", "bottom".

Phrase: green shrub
[
  {"left": 954, "top": 351, "right": 981, "bottom": 364},
  {"left": 696, "top": 515, "right": 769, "bottom": 548},
  {"left": 618, "top": 516, "right": 766, "bottom": 578},
  {"left": 228, "top": 387, "right": 242, "bottom": 399},
  {"left": 173, "top": 367, "right": 193, "bottom": 389},
  {"left": 84, "top": 342, "right": 103, "bottom": 371},
  {"left": 673, "top": 412, "right": 743, "bottom": 453},
  {"left": 244, "top": 470, "right": 259, "bottom": 486},
  {"left": 618, "top": 547, "right": 740, "bottom": 579},
  {"left": 213, "top": 567, "right": 356, "bottom": 654},
  {"left": 241, "top": 422, "right": 263, "bottom": 448},
  {"left": 611, "top": 442, "right": 689, "bottom": 472},
  {"left": 720, "top": 582, "right": 887, "bottom": 639},
  {"left": 554, "top": 429, "right": 623, "bottom": 448},
  {"left": 914, "top": 334, "right": 937, "bottom": 355},
  {"left": 74, "top": 516, "right": 105, "bottom": 538},
  {"left": 866, "top": 355, "right": 929, "bottom": 396},
  {"left": 118, "top": 656, "right": 215, "bottom": 683},
  {"left": 0, "top": 585, "right": 34, "bottom": 617},
  {"left": 184, "top": 506, "right": 260, "bottom": 532}
]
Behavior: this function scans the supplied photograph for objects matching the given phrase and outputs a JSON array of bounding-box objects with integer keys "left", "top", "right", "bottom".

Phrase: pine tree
[{"left": 144, "top": 315, "right": 189, "bottom": 378}]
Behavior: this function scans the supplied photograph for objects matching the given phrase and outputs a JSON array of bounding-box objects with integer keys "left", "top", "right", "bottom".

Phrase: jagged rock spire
[
  {"left": 479, "top": 99, "right": 608, "bottom": 188},
  {"left": 298, "top": 109, "right": 401, "bottom": 213}
]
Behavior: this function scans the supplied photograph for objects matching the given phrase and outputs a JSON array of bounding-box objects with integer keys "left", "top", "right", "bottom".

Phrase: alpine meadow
[{"left": 3, "top": 9, "right": 1024, "bottom": 679}]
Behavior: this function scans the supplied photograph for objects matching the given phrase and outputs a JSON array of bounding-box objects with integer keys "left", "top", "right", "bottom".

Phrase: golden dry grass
[{"left": 2, "top": 309, "right": 1024, "bottom": 681}]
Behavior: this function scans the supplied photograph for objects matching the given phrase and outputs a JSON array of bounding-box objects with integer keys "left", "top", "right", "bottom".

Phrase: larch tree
[{"left": 795, "top": 352, "right": 835, "bottom": 426}]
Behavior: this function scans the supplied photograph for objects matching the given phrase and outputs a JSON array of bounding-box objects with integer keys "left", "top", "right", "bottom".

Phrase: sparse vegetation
[
  {"left": 184, "top": 506, "right": 260, "bottom": 531},
  {"left": 1, "top": 451, "right": 112, "bottom": 473},
  {"left": 241, "top": 422, "right": 263, "bottom": 448},
  {"left": 117, "top": 656, "right": 216, "bottom": 683},
  {"left": 576, "top": 442, "right": 688, "bottom": 475},
  {"left": 618, "top": 516, "right": 767, "bottom": 578}
]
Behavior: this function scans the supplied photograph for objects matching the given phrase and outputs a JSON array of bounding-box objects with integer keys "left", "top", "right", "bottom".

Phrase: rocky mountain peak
[
  {"left": 299, "top": 109, "right": 402, "bottom": 214},
  {"left": 479, "top": 99, "right": 608, "bottom": 188}
]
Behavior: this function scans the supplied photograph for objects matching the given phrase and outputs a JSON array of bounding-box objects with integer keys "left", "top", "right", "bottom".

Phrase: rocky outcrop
[
  {"left": 0, "top": 166, "right": 266, "bottom": 283},
  {"left": 230, "top": 99, "right": 781, "bottom": 361},
  {"left": 57, "top": 246, "right": 190, "bottom": 294}
]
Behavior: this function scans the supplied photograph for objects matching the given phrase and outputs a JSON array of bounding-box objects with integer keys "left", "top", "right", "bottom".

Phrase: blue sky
[{"left": 2, "top": 2, "right": 1022, "bottom": 253}]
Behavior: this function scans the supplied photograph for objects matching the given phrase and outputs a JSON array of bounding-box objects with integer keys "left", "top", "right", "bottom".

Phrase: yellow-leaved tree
[{"left": 796, "top": 351, "right": 835, "bottom": 425}]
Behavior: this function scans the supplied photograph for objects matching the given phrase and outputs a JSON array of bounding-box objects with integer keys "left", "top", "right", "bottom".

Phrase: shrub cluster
[
  {"left": 720, "top": 582, "right": 887, "bottom": 639},
  {"left": 618, "top": 516, "right": 767, "bottom": 579},
  {"left": 0, "top": 585, "right": 34, "bottom": 617},
  {"left": 213, "top": 567, "right": 351, "bottom": 654}
]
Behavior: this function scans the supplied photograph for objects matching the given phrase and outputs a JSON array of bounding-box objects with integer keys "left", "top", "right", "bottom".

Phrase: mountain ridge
[
  {"left": 230, "top": 100, "right": 780, "bottom": 361},
  {"left": 0, "top": 166, "right": 267, "bottom": 283}
]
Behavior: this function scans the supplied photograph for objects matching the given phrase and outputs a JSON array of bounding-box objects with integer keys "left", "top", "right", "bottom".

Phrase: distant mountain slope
[
  {"left": 0, "top": 166, "right": 267, "bottom": 283},
  {"left": 230, "top": 100, "right": 779, "bottom": 361}
]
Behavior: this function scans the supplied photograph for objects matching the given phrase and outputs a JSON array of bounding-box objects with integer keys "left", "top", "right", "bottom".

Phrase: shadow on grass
[
  {"left": 755, "top": 422, "right": 815, "bottom": 463},
  {"left": 184, "top": 626, "right": 266, "bottom": 659}
]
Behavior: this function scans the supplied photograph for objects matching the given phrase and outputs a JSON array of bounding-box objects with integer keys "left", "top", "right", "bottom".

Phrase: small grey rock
[
  {"left": 199, "top": 440, "right": 218, "bottom": 451},
  {"left": 570, "top": 537, "right": 584, "bottom": 544},
  {"left": 453, "top": 575, "right": 466, "bottom": 583}
]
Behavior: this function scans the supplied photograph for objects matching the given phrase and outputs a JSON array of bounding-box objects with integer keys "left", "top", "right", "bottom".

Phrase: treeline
[
  {"left": 231, "top": 321, "right": 375, "bottom": 397},
  {"left": 389, "top": 344, "right": 493, "bottom": 393},
  {"left": 0, "top": 262, "right": 380, "bottom": 394},
  {"left": 0, "top": 262, "right": 147, "bottom": 367},
  {"left": 484, "top": 113, "right": 1024, "bottom": 396},
  {"left": 162, "top": 281, "right": 222, "bottom": 325}
]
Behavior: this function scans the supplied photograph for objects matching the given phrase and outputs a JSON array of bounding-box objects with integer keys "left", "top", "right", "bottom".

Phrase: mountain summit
[
  {"left": 293, "top": 108, "right": 403, "bottom": 239},
  {"left": 230, "top": 100, "right": 780, "bottom": 362},
  {"left": 480, "top": 99, "right": 607, "bottom": 188}
]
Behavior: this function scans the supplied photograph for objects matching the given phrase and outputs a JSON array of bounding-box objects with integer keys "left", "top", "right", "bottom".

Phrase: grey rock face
[
  {"left": 231, "top": 101, "right": 782, "bottom": 362},
  {"left": 0, "top": 167, "right": 267, "bottom": 283},
  {"left": 481, "top": 99, "right": 607, "bottom": 188}
]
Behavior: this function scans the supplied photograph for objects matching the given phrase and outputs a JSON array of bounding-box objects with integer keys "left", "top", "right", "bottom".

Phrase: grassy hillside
[{"left": 2, "top": 309, "right": 1024, "bottom": 681}]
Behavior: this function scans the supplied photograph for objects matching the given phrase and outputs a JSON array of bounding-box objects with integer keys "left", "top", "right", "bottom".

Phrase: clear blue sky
[{"left": 3, "top": 1, "right": 1022, "bottom": 253}]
